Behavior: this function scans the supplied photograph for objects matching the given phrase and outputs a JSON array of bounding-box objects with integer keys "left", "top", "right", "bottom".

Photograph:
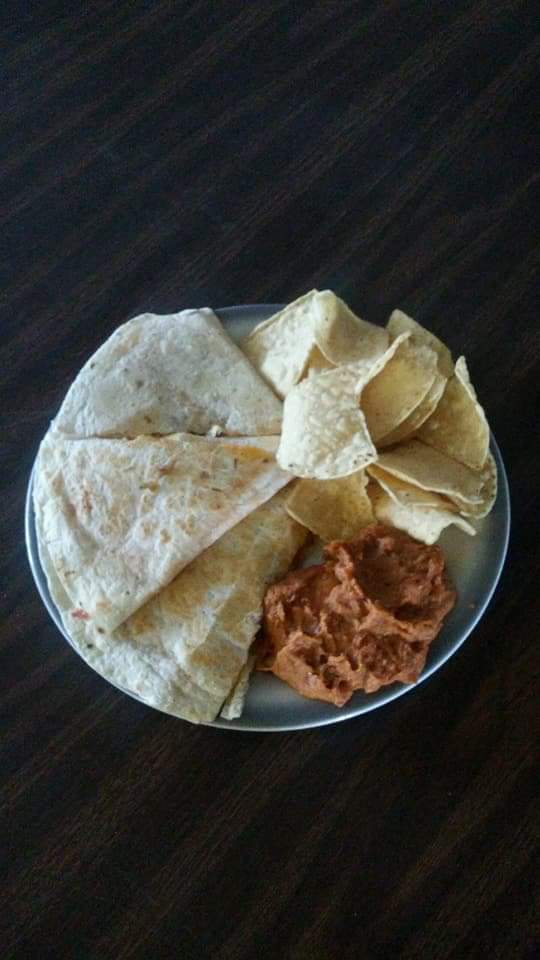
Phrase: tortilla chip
[
  {"left": 305, "top": 344, "right": 336, "bottom": 376},
  {"left": 387, "top": 309, "right": 454, "bottom": 377},
  {"left": 376, "top": 439, "right": 485, "bottom": 504},
  {"left": 367, "top": 464, "right": 455, "bottom": 509},
  {"left": 34, "top": 431, "right": 292, "bottom": 632},
  {"left": 360, "top": 336, "right": 438, "bottom": 442},
  {"left": 417, "top": 356, "right": 489, "bottom": 471},
  {"left": 377, "top": 371, "right": 447, "bottom": 447},
  {"left": 277, "top": 365, "right": 377, "bottom": 479},
  {"left": 53, "top": 309, "right": 283, "bottom": 438},
  {"left": 242, "top": 291, "right": 390, "bottom": 397},
  {"left": 241, "top": 291, "right": 319, "bottom": 398},
  {"left": 448, "top": 452, "right": 497, "bottom": 519},
  {"left": 38, "top": 491, "right": 306, "bottom": 723},
  {"left": 368, "top": 484, "right": 476, "bottom": 545},
  {"left": 313, "top": 290, "right": 388, "bottom": 364},
  {"left": 286, "top": 471, "right": 374, "bottom": 541}
]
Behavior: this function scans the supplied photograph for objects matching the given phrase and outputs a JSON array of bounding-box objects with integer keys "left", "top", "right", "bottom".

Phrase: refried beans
[{"left": 257, "top": 523, "right": 456, "bottom": 706}]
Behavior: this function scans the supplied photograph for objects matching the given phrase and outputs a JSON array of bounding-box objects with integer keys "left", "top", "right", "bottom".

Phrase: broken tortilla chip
[{"left": 242, "top": 291, "right": 390, "bottom": 397}]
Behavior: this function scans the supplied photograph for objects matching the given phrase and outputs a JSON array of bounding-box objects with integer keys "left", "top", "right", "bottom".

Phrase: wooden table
[{"left": 2, "top": 3, "right": 538, "bottom": 957}]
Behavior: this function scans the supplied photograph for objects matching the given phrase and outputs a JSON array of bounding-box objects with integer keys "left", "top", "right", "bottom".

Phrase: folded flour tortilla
[
  {"left": 37, "top": 490, "right": 306, "bottom": 722},
  {"left": 34, "top": 431, "right": 292, "bottom": 632},
  {"left": 52, "top": 309, "right": 282, "bottom": 438}
]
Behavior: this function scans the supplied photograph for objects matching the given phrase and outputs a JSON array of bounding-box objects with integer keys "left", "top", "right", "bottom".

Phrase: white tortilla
[
  {"left": 52, "top": 309, "right": 282, "bottom": 438},
  {"left": 220, "top": 656, "right": 256, "bottom": 720},
  {"left": 38, "top": 491, "right": 306, "bottom": 723},
  {"left": 34, "top": 431, "right": 292, "bottom": 632}
]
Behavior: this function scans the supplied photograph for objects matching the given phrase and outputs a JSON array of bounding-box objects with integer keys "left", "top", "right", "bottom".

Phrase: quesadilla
[
  {"left": 34, "top": 431, "right": 292, "bottom": 633},
  {"left": 37, "top": 490, "right": 307, "bottom": 722},
  {"left": 52, "top": 309, "right": 283, "bottom": 438}
]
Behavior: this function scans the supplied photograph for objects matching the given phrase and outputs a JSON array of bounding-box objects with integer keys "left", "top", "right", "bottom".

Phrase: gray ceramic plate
[{"left": 26, "top": 304, "right": 510, "bottom": 731}]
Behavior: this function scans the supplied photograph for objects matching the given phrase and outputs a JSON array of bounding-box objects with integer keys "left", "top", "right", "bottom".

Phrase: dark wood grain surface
[{"left": 1, "top": 2, "right": 539, "bottom": 957}]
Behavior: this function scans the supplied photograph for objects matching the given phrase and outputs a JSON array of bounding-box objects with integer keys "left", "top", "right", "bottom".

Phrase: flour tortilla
[
  {"left": 417, "top": 356, "right": 489, "bottom": 471},
  {"left": 220, "top": 656, "right": 256, "bottom": 720},
  {"left": 37, "top": 490, "right": 306, "bottom": 723},
  {"left": 53, "top": 309, "right": 282, "bottom": 438},
  {"left": 34, "top": 431, "right": 292, "bottom": 632}
]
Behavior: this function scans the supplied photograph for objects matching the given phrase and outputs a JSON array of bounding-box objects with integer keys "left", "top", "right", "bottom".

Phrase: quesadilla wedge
[
  {"left": 34, "top": 431, "right": 292, "bottom": 632},
  {"left": 52, "top": 309, "right": 282, "bottom": 438},
  {"left": 37, "top": 490, "right": 306, "bottom": 722}
]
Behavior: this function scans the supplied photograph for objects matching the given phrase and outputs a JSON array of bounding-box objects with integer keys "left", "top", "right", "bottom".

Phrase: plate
[{"left": 26, "top": 304, "right": 510, "bottom": 731}]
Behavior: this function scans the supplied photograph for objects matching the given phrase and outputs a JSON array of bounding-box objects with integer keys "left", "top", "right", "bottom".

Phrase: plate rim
[{"left": 25, "top": 304, "right": 511, "bottom": 732}]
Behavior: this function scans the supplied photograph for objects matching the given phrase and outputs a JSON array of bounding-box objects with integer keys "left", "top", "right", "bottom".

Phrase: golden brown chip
[
  {"left": 360, "top": 337, "right": 438, "bottom": 442},
  {"left": 367, "top": 464, "right": 454, "bottom": 509},
  {"left": 376, "top": 439, "right": 485, "bottom": 504},
  {"left": 286, "top": 471, "right": 374, "bottom": 542},
  {"left": 417, "top": 356, "right": 489, "bottom": 471},
  {"left": 368, "top": 484, "right": 476, "bottom": 545},
  {"left": 448, "top": 452, "right": 497, "bottom": 518},
  {"left": 376, "top": 371, "right": 447, "bottom": 447}
]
